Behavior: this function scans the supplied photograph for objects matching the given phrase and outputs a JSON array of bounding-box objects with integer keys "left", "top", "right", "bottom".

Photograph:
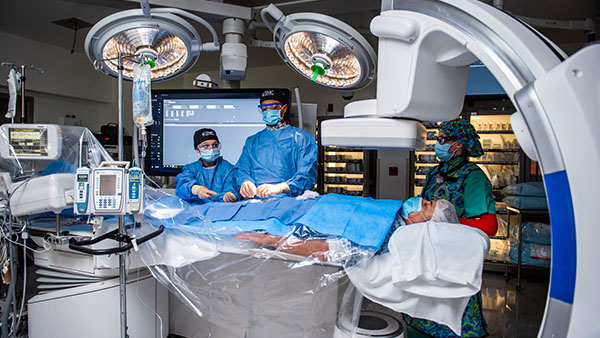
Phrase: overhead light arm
[
  {"left": 151, "top": 7, "right": 220, "bottom": 52},
  {"left": 140, "top": 0, "right": 151, "bottom": 18},
  {"left": 124, "top": 0, "right": 252, "bottom": 20},
  {"left": 261, "top": 4, "right": 285, "bottom": 33}
]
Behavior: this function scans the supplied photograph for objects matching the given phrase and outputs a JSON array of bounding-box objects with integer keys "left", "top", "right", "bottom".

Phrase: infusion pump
[{"left": 74, "top": 161, "right": 143, "bottom": 215}]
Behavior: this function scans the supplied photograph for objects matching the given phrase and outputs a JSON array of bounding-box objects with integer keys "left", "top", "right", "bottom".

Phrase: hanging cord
[
  {"left": 70, "top": 24, "right": 79, "bottom": 54},
  {"left": 14, "top": 239, "right": 27, "bottom": 336},
  {"left": 127, "top": 253, "right": 165, "bottom": 337}
]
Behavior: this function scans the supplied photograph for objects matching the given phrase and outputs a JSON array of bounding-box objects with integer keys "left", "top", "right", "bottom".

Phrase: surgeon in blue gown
[
  {"left": 236, "top": 89, "right": 318, "bottom": 199},
  {"left": 175, "top": 128, "right": 239, "bottom": 204}
]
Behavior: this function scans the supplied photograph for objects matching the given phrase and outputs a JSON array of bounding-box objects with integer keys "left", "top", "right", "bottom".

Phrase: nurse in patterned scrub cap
[{"left": 404, "top": 118, "right": 497, "bottom": 338}]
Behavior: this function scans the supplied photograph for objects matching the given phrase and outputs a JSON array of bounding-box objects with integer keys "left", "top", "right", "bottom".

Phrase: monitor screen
[
  {"left": 147, "top": 89, "right": 290, "bottom": 176},
  {"left": 99, "top": 175, "right": 116, "bottom": 196},
  {"left": 8, "top": 127, "right": 48, "bottom": 157}
]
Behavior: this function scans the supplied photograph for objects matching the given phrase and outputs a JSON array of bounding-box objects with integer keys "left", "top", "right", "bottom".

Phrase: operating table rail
[{"left": 68, "top": 225, "right": 164, "bottom": 255}]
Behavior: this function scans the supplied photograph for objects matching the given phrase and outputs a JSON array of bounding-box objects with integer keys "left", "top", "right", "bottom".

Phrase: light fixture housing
[
  {"left": 262, "top": 5, "right": 376, "bottom": 90},
  {"left": 85, "top": 8, "right": 219, "bottom": 82}
]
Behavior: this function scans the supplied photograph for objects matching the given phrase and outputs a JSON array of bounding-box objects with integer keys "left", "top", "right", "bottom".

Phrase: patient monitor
[
  {"left": 0, "top": 124, "right": 62, "bottom": 160},
  {"left": 0, "top": 123, "right": 71, "bottom": 216}
]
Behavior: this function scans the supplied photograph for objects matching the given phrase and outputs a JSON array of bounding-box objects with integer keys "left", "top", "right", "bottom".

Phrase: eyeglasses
[
  {"left": 257, "top": 102, "right": 283, "bottom": 113},
  {"left": 437, "top": 136, "right": 457, "bottom": 144},
  {"left": 197, "top": 142, "right": 221, "bottom": 151}
]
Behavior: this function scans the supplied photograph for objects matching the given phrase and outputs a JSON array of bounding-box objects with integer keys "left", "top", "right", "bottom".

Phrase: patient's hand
[
  {"left": 235, "top": 232, "right": 283, "bottom": 247},
  {"left": 235, "top": 232, "right": 329, "bottom": 262},
  {"left": 223, "top": 192, "right": 237, "bottom": 202}
]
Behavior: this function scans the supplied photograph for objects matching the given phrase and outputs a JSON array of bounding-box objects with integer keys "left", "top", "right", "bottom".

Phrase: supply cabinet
[
  {"left": 412, "top": 121, "right": 442, "bottom": 197},
  {"left": 321, "top": 148, "right": 365, "bottom": 196},
  {"left": 317, "top": 118, "right": 376, "bottom": 197}
]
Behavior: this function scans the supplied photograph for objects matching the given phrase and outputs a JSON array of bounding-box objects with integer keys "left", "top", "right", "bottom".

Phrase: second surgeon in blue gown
[
  {"left": 236, "top": 89, "right": 318, "bottom": 199},
  {"left": 175, "top": 128, "right": 239, "bottom": 204}
]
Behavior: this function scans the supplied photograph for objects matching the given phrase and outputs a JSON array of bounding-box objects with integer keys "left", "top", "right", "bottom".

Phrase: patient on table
[
  {"left": 235, "top": 197, "right": 460, "bottom": 262},
  {"left": 140, "top": 191, "right": 489, "bottom": 336},
  {"left": 234, "top": 197, "right": 488, "bottom": 336}
]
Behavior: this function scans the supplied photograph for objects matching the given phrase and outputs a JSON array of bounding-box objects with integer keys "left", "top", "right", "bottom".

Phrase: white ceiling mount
[
  {"left": 261, "top": 4, "right": 377, "bottom": 90},
  {"left": 85, "top": 8, "right": 219, "bottom": 81},
  {"left": 123, "top": 0, "right": 252, "bottom": 20}
]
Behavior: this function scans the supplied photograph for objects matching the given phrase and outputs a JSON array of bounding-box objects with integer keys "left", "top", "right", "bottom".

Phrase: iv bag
[{"left": 132, "top": 63, "right": 153, "bottom": 127}]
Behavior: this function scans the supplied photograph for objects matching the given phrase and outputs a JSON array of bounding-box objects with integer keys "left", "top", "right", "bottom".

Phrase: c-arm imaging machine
[{"left": 322, "top": 0, "right": 599, "bottom": 337}]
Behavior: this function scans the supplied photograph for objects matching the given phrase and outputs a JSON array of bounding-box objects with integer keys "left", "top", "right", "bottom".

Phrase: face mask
[
  {"left": 262, "top": 109, "right": 282, "bottom": 125},
  {"left": 435, "top": 141, "right": 456, "bottom": 162},
  {"left": 200, "top": 149, "right": 220, "bottom": 162}
]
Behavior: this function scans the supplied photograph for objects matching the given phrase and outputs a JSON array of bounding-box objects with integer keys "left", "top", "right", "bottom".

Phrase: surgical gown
[
  {"left": 175, "top": 157, "right": 239, "bottom": 204},
  {"left": 235, "top": 125, "right": 317, "bottom": 196}
]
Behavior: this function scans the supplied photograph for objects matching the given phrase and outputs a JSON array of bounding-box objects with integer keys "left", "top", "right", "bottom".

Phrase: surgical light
[
  {"left": 85, "top": 8, "right": 219, "bottom": 81},
  {"left": 261, "top": 4, "right": 376, "bottom": 89}
]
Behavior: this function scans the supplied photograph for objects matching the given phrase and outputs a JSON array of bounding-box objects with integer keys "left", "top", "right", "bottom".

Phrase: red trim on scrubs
[{"left": 459, "top": 213, "right": 498, "bottom": 237}]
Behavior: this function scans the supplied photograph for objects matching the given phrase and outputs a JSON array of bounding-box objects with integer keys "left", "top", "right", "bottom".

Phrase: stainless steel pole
[
  {"left": 117, "top": 53, "right": 128, "bottom": 338},
  {"left": 118, "top": 54, "right": 124, "bottom": 163},
  {"left": 20, "top": 65, "right": 25, "bottom": 122},
  {"left": 119, "top": 216, "right": 127, "bottom": 338}
]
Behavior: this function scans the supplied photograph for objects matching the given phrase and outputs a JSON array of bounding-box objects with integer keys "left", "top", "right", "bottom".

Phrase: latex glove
[
  {"left": 256, "top": 183, "right": 289, "bottom": 198},
  {"left": 191, "top": 185, "right": 217, "bottom": 199},
  {"left": 223, "top": 191, "right": 238, "bottom": 203},
  {"left": 240, "top": 181, "right": 257, "bottom": 199}
]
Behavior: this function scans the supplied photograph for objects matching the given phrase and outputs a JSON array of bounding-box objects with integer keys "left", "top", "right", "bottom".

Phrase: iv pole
[
  {"left": 1, "top": 63, "right": 44, "bottom": 123},
  {"left": 117, "top": 52, "right": 128, "bottom": 338}
]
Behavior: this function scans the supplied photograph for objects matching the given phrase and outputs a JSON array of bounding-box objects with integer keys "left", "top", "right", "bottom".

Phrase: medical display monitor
[
  {"left": 0, "top": 124, "right": 62, "bottom": 160},
  {"left": 147, "top": 89, "right": 289, "bottom": 176},
  {"left": 99, "top": 175, "right": 117, "bottom": 195}
]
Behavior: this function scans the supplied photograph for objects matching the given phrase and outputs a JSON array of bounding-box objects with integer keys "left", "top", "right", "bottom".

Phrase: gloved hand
[
  {"left": 256, "top": 182, "right": 290, "bottom": 198},
  {"left": 240, "top": 181, "right": 257, "bottom": 198},
  {"left": 191, "top": 185, "right": 217, "bottom": 199},
  {"left": 223, "top": 191, "right": 238, "bottom": 203}
]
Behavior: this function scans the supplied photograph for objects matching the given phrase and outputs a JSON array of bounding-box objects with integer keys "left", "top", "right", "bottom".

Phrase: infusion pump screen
[
  {"left": 8, "top": 128, "right": 48, "bottom": 157},
  {"left": 99, "top": 175, "right": 117, "bottom": 196}
]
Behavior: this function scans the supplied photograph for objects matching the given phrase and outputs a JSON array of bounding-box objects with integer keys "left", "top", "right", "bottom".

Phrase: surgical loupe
[
  {"left": 261, "top": 4, "right": 377, "bottom": 90},
  {"left": 85, "top": 7, "right": 219, "bottom": 81}
]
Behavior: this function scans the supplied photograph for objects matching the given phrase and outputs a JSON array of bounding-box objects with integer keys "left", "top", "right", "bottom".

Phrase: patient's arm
[{"left": 235, "top": 232, "right": 329, "bottom": 262}]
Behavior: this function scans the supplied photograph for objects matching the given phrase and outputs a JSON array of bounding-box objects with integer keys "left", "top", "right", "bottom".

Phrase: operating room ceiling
[{"left": 0, "top": 0, "right": 596, "bottom": 71}]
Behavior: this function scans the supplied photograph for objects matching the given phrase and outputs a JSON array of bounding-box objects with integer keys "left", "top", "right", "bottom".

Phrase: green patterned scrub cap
[{"left": 439, "top": 118, "right": 484, "bottom": 157}]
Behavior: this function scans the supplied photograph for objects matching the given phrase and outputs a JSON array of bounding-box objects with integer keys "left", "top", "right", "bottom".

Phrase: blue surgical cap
[{"left": 400, "top": 197, "right": 422, "bottom": 219}]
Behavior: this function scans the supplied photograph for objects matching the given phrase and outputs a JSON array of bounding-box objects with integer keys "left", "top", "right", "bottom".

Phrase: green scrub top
[
  {"left": 422, "top": 156, "right": 496, "bottom": 218},
  {"left": 462, "top": 169, "right": 496, "bottom": 218}
]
